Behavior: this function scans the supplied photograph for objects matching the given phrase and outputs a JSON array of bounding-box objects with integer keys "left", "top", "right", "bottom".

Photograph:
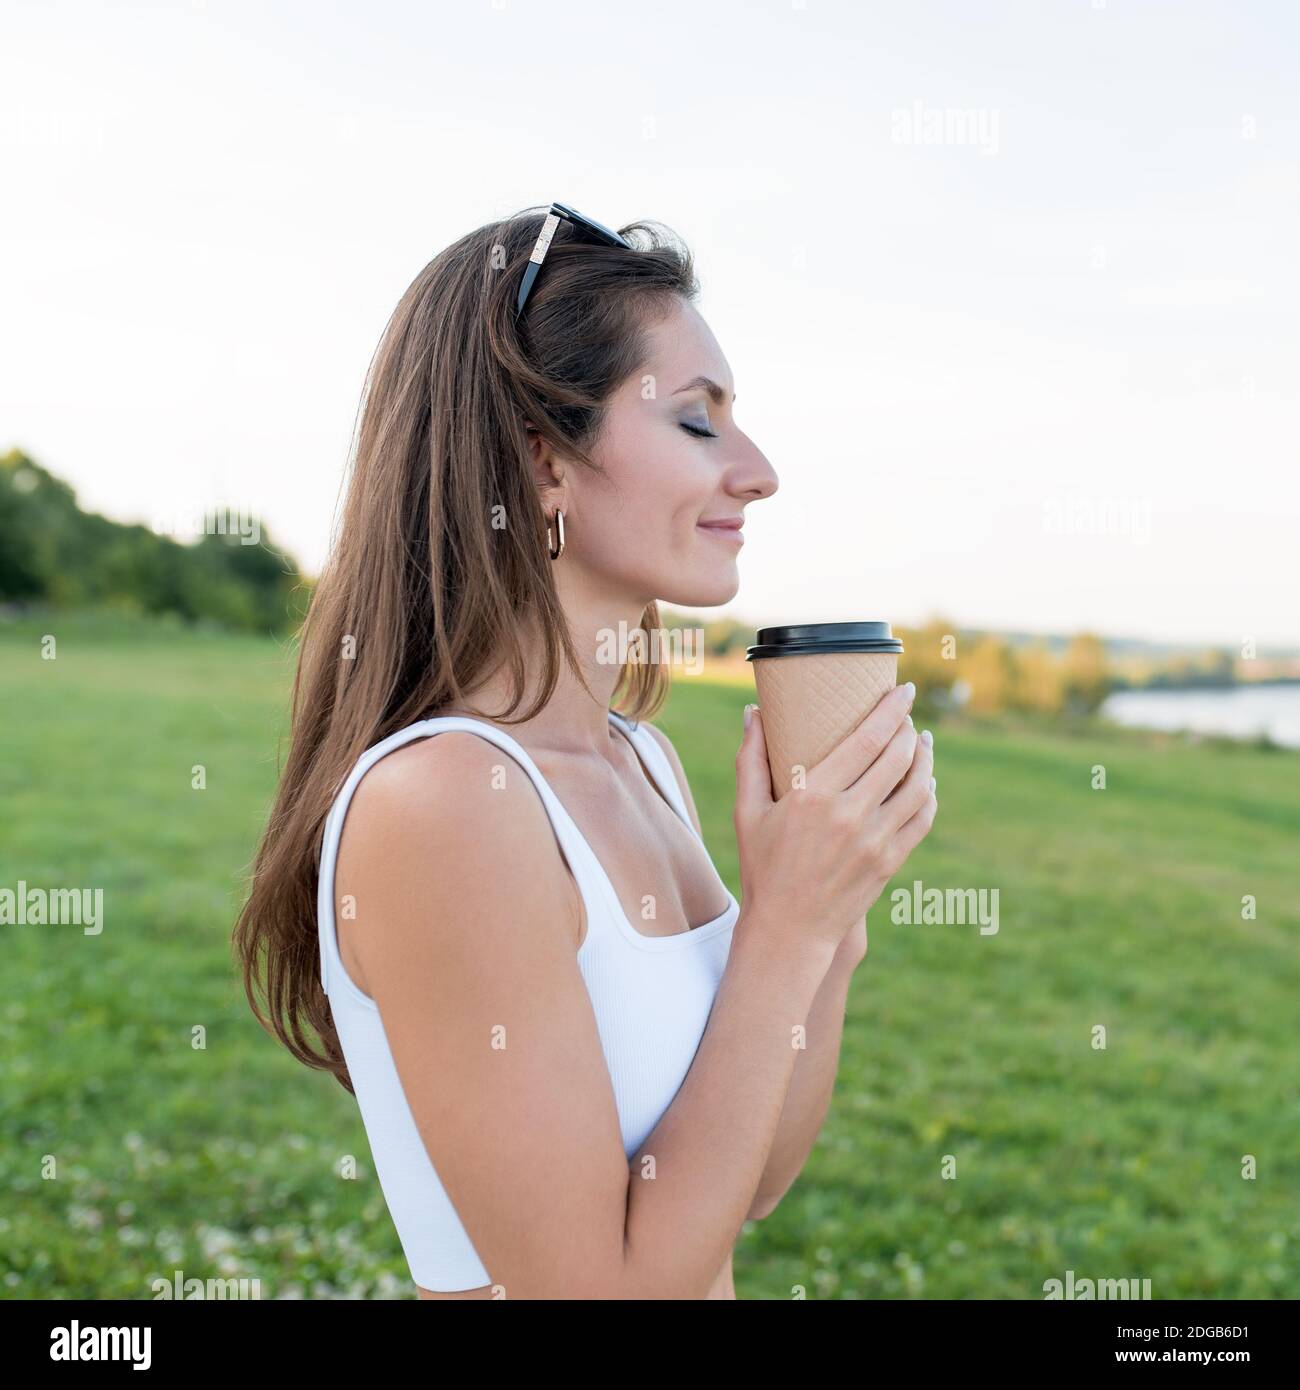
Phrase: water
[{"left": 1101, "top": 684, "right": 1300, "bottom": 749}]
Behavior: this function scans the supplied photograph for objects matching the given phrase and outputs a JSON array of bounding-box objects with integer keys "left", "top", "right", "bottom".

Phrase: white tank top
[{"left": 316, "top": 708, "right": 739, "bottom": 1292}]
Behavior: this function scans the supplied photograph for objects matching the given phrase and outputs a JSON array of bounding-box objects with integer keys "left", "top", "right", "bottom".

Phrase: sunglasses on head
[{"left": 515, "top": 201, "right": 631, "bottom": 318}]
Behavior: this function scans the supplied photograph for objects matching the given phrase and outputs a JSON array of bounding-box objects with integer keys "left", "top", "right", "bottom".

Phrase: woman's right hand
[{"left": 733, "top": 682, "right": 937, "bottom": 959}]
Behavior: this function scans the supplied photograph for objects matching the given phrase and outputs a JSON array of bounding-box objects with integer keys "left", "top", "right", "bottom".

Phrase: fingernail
[
  {"left": 743, "top": 703, "right": 754, "bottom": 729},
  {"left": 902, "top": 681, "right": 916, "bottom": 702},
  {"left": 930, "top": 776, "right": 937, "bottom": 791},
  {"left": 921, "top": 729, "right": 933, "bottom": 746},
  {"left": 906, "top": 715, "right": 914, "bottom": 727}
]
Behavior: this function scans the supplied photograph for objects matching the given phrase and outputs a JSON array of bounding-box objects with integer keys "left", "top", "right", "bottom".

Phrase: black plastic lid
[{"left": 745, "top": 620, "right": 904, "bottom": 661}]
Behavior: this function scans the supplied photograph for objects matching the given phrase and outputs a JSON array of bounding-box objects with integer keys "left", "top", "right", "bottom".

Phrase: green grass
[{"left": 3, "top": 617, "right": 1297, "bottom": 1299}]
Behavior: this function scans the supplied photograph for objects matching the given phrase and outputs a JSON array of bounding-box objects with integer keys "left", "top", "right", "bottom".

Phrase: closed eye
[{"left": 680, "top": 422, "right": 718, "bottom": 439}]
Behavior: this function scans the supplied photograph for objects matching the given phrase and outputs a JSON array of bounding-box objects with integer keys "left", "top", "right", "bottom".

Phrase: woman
[{"left": 234, "top": 202, "right": 937, "bottom": 1299}]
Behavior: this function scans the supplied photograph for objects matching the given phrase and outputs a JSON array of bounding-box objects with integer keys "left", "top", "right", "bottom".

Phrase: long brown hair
[{"left": 234, "top": 204, "right": 699, "bottom": 1091}]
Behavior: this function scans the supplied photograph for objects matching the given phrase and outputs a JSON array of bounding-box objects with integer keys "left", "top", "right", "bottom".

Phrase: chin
[{"left": 656, "top": 564, "right": 741, "bottom": 609}]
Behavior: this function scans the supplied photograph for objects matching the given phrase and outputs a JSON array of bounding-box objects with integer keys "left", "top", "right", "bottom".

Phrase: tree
[
  {"left": 1015, "top": 640, "right": 1066, "bottom": 713},
  {"left": 0, "top": 448, "right": 306, "bottom": 633},
  {"left": 964, "top": 635, "right": 1017, "bottom": 714},
  {"left": 1062, "top": 633, "right": 1109, "bottom": 713}
]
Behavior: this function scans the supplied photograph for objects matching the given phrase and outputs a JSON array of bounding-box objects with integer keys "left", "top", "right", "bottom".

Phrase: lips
[{"left": 698, "top": 518, "right": 744, "bottom": 544}]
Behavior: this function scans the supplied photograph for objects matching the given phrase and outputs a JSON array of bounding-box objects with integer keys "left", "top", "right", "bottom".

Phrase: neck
[{"left": 451, "top": 568, "right": 654, "bottom": 755}]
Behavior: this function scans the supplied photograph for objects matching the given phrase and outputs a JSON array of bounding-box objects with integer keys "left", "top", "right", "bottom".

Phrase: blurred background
[{"left": 2, "top": 0, "right": 1296, "bottom": 1298}]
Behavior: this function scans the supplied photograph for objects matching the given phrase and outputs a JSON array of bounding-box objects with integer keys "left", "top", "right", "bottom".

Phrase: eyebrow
[{"left": 672, "top": 376, "right": 736, "bottom": 404}]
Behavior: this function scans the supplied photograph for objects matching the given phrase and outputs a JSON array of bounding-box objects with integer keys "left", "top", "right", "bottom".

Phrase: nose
[{"left": 728, "top": 435, "right": 779, "bottom": 502}]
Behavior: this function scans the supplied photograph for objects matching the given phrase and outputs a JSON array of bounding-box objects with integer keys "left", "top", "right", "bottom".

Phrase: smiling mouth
[{"left": 697, "top": 522, "right": 744, "bottom": 545}]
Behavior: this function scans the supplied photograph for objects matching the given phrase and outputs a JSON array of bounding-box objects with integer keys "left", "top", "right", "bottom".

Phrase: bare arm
[
  {"left": 336, "top": 732, "right": 835, "bottom": 1300},
  {"left": 643, "top": 721, "right": 866, "bottom": 1220},
  {"left": 746, "top": 928, "right": 866, "bottom": 1217}
]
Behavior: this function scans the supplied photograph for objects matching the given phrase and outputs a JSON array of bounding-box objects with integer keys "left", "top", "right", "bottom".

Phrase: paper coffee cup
[{"left": 745, "top": 622, "right": 905, "bottom": 800}]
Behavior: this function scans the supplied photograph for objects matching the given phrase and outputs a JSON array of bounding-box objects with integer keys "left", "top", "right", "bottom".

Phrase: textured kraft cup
[{"left": 745, "top": 622, "right": 906, "bottom": 801}]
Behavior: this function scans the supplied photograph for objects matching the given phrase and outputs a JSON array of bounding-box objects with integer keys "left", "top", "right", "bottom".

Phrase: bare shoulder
[
  {"left": 334, "top": 732, "right": 582, "bottom": 989},
  {"left": 344, "top": 730, "right": 535, "bottom": 829},
  {"left": 636, "top": 721, "right": 703, "bottom": 837}
]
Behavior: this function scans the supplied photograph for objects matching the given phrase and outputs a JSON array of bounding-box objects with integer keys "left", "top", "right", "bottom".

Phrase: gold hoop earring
[{"left": 546, "top": 509, "right": 566, "bottom": 560}]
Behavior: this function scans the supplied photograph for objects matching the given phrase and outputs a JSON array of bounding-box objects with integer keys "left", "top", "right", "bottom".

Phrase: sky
[{"left": 3, "top": 0, "right": 1297, "bottom": 647}]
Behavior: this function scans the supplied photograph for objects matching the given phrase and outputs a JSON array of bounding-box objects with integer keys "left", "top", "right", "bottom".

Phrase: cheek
[
  {"left": 600, "top": 421, "right": 708, "bottom": 535},
  {"left": 588, "top": 482, "right": 692, "bottom": 568}
]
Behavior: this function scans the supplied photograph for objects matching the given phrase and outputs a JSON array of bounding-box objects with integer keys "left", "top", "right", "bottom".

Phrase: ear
[{"left": 525, "top": 422, "right": 568, "bottom": 512}]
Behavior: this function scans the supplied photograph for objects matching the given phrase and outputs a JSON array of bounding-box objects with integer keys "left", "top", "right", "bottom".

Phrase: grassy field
[{"left": 2, "top": 615, "right": 1297, "bottom": 1299}]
